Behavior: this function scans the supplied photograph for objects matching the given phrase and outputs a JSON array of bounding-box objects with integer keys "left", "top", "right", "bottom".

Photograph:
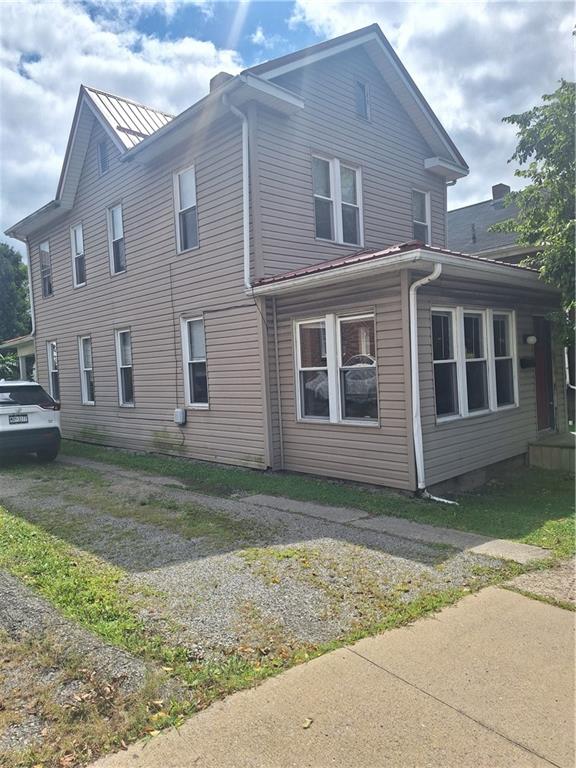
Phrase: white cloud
[
  {"left": 0, "top": 0, "right": 241, "bottom": 251},
  {"left": 250, "top": 24, "right": 286, "bottom": 50},
  {"left": 289, "top": 0, "right": 574, "bottom": 209}
]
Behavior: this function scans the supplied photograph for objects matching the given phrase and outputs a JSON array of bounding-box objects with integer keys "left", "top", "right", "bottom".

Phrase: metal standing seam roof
[
  {"left": 84, "top": 86, "right": 174, "bottom": 149},
  {"left": 252, "top": 240, "right": 538, "bottom": 287}
]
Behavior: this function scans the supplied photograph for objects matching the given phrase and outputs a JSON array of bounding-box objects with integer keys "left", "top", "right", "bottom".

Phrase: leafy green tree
[
  {"left": 0, "top": 242, "right": 30, "bottom": 341},
  {"left": 492, "top": 79, "right": 575, "bottom": 332}
]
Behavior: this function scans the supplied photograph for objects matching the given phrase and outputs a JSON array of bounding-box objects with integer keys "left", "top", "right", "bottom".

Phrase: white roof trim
[{"left": 250, "top": 248, "right": 554, "bottom": 297}]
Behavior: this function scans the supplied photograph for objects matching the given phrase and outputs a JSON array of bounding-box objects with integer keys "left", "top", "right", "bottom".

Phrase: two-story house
[{"left": 5, "top": 24, "right": 566, "bottom": 492}]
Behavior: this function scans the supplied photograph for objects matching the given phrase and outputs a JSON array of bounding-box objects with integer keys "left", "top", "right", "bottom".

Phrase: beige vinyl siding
[
  {"left": 268, "top": 271, "right": 415, "bottom": 489},
  {"left": 254, "top": 47, "right": 446, "bottom": 278},
  {"left": 417, "top": 274, "right": 565, "bottom": 486},
  {"left": 29, "top": 115, "right": 267, "bottom": 468}
]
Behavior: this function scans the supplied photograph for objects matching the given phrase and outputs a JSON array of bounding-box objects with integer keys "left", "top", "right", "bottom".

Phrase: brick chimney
[
  {"left": 210, "top": 72, "right": 234, "bottom": 93},
  {"left": 492, "top": 183, "right": 511, "bottom": 200}
]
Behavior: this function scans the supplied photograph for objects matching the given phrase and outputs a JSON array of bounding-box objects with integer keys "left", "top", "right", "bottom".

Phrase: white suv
[{"left": 0, "top": 380, "right": 62, "bottom": 461}]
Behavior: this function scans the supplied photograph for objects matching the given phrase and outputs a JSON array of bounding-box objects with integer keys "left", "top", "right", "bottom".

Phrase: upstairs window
[
  {"left": 39, "top": 241, "right": 53, "bottom": 297},
  {"left": 115, "top": 329, "right": 134, "bottom": 406},
  {"left": 354, "top": 80, "right": 369, "bottom": 119},
  {"left": 312, "top": 156, "right": 362, "bottom": 246},
  {"left": 47, "top": 341, "right": 60, "bottom": 401},
  {"left": 412, "top": 190, "right": 430, "bottom": 244},
  {"left": 78, "top": 336, "right": 95, "bottom": 405},
  {"left": 107, "top": 204, "right": 126, "bottom": 274},
  {"left": 97, "top": 141, "right": 109, "bottom": 175},
  {"left": 181, "top": 318, "right": 208, "bottom": 406},
  {"left": 70, "top": 224, "right": 86, "bottom": 287},
  {"left": 432, "top": 307, "right": 518, "bottom": 421},
  {"left": 175, "top": 166, "right": 198, "bottom": 252}
]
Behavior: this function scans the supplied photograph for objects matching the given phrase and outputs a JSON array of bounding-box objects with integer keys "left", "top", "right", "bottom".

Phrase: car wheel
[{"left": 36, "top": 445, "right": 59, "bottom": 462}]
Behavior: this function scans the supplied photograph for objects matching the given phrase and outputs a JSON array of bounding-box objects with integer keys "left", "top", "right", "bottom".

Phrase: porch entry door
[{"left": 533, "top": 317, "right": 555, "bottom": 431}]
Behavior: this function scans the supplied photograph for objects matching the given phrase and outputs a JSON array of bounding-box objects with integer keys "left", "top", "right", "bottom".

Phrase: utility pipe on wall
[
  {"left": 409, "top": 262, "right": 458, "bottom": 504},
  {"left": 223, "top": 95, "right": 251, "bottom": 289}
]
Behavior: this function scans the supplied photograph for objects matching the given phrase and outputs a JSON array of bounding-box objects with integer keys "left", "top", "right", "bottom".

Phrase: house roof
[
  {"left": 253, "top": 241, "right": 536, "bottom": 287},
  {"left": 447, "top": 197, "right": 522, "bottom": 255},
  {"left": 250, "top": 241, "right": 554, "bottom": 297},
  {"left": 0, "top": 333, "right": 34, "bottom": 350},
  {"left": 244, "top": 24, "right": 468, "bottom": 174},
  {"left": 82, "top": 86, "right": 174, "bottom": 150}
]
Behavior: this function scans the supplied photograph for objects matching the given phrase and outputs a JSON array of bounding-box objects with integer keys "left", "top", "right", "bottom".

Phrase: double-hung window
[
  {"left": 40, "top": 241, "right": 53, "bottom": 297},
  {"left": 78, "top": 336, "right": 95, "bottom": 405},
  {"left": 107, "top": 204, "right": 126, "bottom": 274},
  {"left": 115, "top": 329, "right": 134, "bottom": 406},
  {"left": 431, "top": 311, "right": 459, "bottom": 417},
  {"left": 181, "top": 318, "right": 208, "bottom": 406},
  {"left": 463, "top": 312, "right": 489, "bottom": 412},
  {"left": 492, "top": 313, "right": 516, "bottom": 407},
  {"left": 412, "top": 190, "right": 430, "bottom": 244},
  {"left": 47, "top": 341, "right": 60, "bottom": 401},
  {"left": 432, "top": 307, "right": 518, "bottom": 420},
  {"left": 312, "top": 156, "right": 362, "bottom": 246},
  {"left": 70, "top": 224, "right": 86, "bottom": 287},
  {"left": 175, "top": 166, "right": 198, "bottom": 252},
  {"left": 296, "top": 313, "right": 377, "bottom": 423}
]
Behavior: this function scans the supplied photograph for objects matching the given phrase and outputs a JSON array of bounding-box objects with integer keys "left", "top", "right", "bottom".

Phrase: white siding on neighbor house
[
  {"left": 267, "top": 270, "right": 416, "bottom": 490},
  {"left": 29, "top": 116, "right": 267, "bottom": 468},
  {"left": 417, "top": 274, "right": 566, "bottom": 486},
  {"left": 253, "top": 46, "right": 446, "bottom": 279}
]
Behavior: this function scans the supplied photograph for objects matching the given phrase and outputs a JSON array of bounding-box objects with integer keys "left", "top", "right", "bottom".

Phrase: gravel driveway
[{"left": 0, "top": 456, "right": 507, "bottom": 658}]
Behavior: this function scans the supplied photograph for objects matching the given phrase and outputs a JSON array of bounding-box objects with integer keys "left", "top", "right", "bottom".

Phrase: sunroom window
[
  {"left": 296, "top": 314, "right": 377, "bottom": 423},
  {"left": 432, "top": 307, "right": 518, "bottom": 420},
  {"left": 297, "top": 320, "right": 329, "bottom": 419}
]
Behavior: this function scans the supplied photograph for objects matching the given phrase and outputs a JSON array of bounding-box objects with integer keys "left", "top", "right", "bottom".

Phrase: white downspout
[
  {"left": 409, "top": 263, "right": 457, "bottom": 504},
  {"left": 25, "top": 237, "right": 35, "bottom": 337},
  {"left": 223, "top": 95, "right": 251, "bottom": 289}
]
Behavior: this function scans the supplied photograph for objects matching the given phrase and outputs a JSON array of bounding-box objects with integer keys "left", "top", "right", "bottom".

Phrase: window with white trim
[
  {"left": 40, "top": 241, "right": 53, "bottom": 297},
  {"left": 296, "top": 313, "right": 377, "bottom": 423},
  {"left": 432, "top": 307, "right": 518, "bottom": 420},
  {"left": 463, "top": 312, "right": 489, "bottom": 412},
  {"left": 412, "top": 190, "right": 430, "bottom": 244},
  {"left": 115, "top": 329, "right": 134, "bottom": 406},
  {"left": 431, "top": 311, "right": 458, "bottom": 417},
  {"left": 181, "top": 318, "right": 208, "bottom": 406},
  {"left": 70, "top": 224, "right": 86, "bottom": 287},
  {"left": 47, "top": 341, "right": 60, "bottom": 401},
  {"left": 354, "top": 80, "right": 369, "bottom": 119},
  {"left": 97, "top": 141, "right": 109, "bottom": 175},
  {"left": 175, "top": 167, "right": 198, "bottom": 252},
  {"left": 492, "top": 313, "right": 516, "bottom": 407},
  {"left": 78, "top": 336, "right": 95, "bottom": 405},
  {"left": 107, "top": 204, "right": 126, "bottom": 274},
  {"left": 312, "top": 156, "right": 362, "bottom": 246}
]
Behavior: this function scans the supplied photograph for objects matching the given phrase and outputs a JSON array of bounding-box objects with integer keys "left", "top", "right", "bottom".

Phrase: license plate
[{"left": 9, "top": 415, "right": 28, "bottom": 424}]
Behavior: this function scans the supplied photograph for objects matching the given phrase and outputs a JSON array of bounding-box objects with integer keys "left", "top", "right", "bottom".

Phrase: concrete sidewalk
[{"left": 93, "top": 588, "right": 575, "bottom": 768}]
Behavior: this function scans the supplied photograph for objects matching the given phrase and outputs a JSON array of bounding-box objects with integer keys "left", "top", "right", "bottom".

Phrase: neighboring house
[
  {"left": 5, "top": 25, "right": 567, "bottom": 492},
  {"left": 447, "top": 183, "right": 538, "bottom": 264},
  {"left": 0, "top": 334, "right": 35, "bottom": 380}
]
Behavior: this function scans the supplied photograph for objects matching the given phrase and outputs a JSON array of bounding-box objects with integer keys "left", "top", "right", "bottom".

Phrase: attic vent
[
  {"left": 116, "top": 124, "right": 148, "bottom": 138},
  {"left": 210, "top": 72, "right": 234, "bottom": 92}
]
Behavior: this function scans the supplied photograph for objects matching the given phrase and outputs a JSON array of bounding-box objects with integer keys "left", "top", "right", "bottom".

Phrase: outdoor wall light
[{"left": 524, "top": 334, "right": 538, "bottom": 345}]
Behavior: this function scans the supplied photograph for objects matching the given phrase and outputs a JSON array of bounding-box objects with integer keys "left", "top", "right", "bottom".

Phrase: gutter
[
  {"left": 223, "top": 95, "right": 251, "bottom": 289},
  {"left": 408, "top": 264, "right": 457, "bottom": 504}
]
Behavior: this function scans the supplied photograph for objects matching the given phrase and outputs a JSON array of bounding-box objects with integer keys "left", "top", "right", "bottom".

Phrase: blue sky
[{"left": 1, "top": 1, "right": 573, "bottom": 252}]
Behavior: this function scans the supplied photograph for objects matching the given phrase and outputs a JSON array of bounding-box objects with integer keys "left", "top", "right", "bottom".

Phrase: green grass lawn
[{"left": 60, "top": 440, "right": 575, "bottom": 558}]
